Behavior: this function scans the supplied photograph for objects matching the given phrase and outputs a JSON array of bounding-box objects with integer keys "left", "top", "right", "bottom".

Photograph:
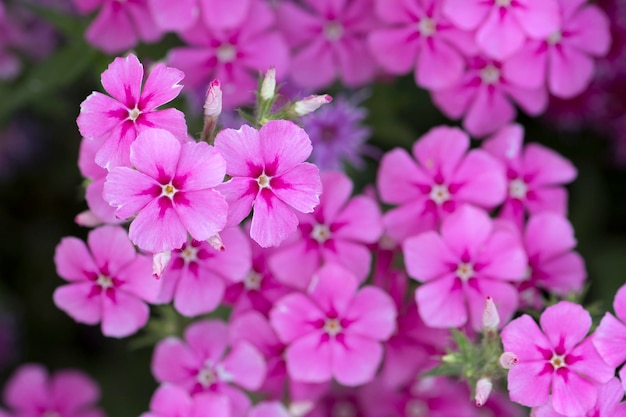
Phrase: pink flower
[
  {"left": 215, "top": 120, "right": 322, "bottom": 248},
  {"left": 2, "top": 364, "right": 104, "bottom": 417},
  {"left": 277, "top": 0, "right": 379, "bottom": 90},
  {"left": 368, "top": 0, "right": 477, "bottom": 89},
  {"left": 403, "top": 205, "right": 527, "bottom": 329},
  {"left": 53, "top": 226, "right": 161, "bottom": 338},
  {"left": 442, "top": 0, "right": 561, "bottom": 60},
  {"left": 269, "top": 171, "right": 383, "bottom": 290},
  {"left": 246, "top": 402, "right": 290, "bottom": 417},
  {"left": 158, "top": 227, "right": 251, "bottom": 317},
  {"left": 77, "top": 53, "right": 188, "bottom": 169},
  {"left": 141, "top": 384, "right": 229, "bottom": 417},
  {"left": 269, "top": 263, "right": 397, "bottom": 386},
  {"left": 103, "top": 128, "right": 228, "bottom": 253},
  {"left": 501, "top": 301, "right": 613, "bottom": 416},
  {"left": 167, "top": 0, "right": 289, "bottom": 108},
  {"left": 482, "top": 124, "right": 577, "bottom": 229},
  {"left": 73, "top": 0, "right": 162, "bottom": 54},
  {"left": 431, "top": 56, "right": 548, "bottom": 137},
  {"left": 593, "top": 283, "right": 626, "bottom": 385},
  {"left": 377, "top": 125, "right": 506, "bottom": 243},
  {"left": 147, "top": 0, "right": 199, "bottom": 33},
  {"left": 503, "top": 0, "right": 611, "bottom": 98},
  {"left": 151, "top": 320, "right": 266, "bottom": 417}
]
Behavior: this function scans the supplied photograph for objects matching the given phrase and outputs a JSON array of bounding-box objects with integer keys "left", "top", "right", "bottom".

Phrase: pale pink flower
[
  {"left": 77, "top": 53, "right": 188, "bottom": 168},
  {"left": 103, "top": 128, "right": 228, "bottom": 253},
  {"left": 269, "top": 171, "right": 383, "bottom": 290},
  {"left": 431, "top": 57, "right": 548, "bottom": 137},
  {"left": 403, "top": 205, "right": 527, "bottom": 329},
  {"left": 482, "top": 124, "right": 577, "bottom": 228},
  {"left": 269, "top": 263, "right": 397, "bottom": 386},
  {"left": 158, "top": 227, "right": 251, "bottom": 317},
  {"left": 140, "top": 384, "right": 229, "bottom": 417},
  {"left": 277, "top": 0, "right": 379, "bottom": 90},
  {"left": 147, "top": 0, "right": 199, "bottom": 33},
  {"left": 593, "top": 283, "right": 626, "bottom": 385},
  {"left": 2, "top": 364, "right": 104, "bottom": 417},
  {"left": 501, "top": 301, "right": 614, "bottom": 416},
  {"left": 503, "top": 0, "right": 611, "bottom": 98},
  {"left": 73, "top": 0, "right": 162, "bottom": 53},
  {"left": 151, "top": 320, "right": 266, "bottom": 417},
  {"left": 442, "top": 0, "right": 561, "bottom": 60},
  {"left": 377, "top": 125, "right": 506, "bottom": 243},
  {"left": 53, "top": 226, "right": 161, "bottom": 338},
  {"left": 368, "top": 0, "right": 478, "bottom": 89},
  {"left": 215, "top": 120, "right": 322, "bottom": 248}
]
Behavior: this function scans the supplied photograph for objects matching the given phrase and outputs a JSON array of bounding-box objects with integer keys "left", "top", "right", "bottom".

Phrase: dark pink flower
[{"left": 593, "top": 283, "right": 626, "bottom": 384}]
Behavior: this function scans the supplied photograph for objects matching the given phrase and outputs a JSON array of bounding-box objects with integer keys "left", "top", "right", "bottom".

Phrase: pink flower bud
[
  {"left": 152, "top": 251, "right": 171, "bottom": 279},
  {"left": 288, "top": 401, "right": 314, "bottom": 417},
  {"left": 499, "top": 352, "right": 519, "bottom": 369},
  {"left": 482, "top": 296, "right": 500, "bottom": 330},
  {"left": 474, "top": 377, "right": 492, "bottom": 407},
  {"left": 204, "top": 79, "right": 222, "bottom": 118},
  {"left": 260, "top": 67, "right": 276, "bottom": 101},
  {"left": 207, "top": 233, "right": 224, "bottom": 251},
  {"left": 74, "top": 210, "right": 103, "bottom": 227},
  {"left": 294, "top": 94, "right": 332, "bottom": 116}
]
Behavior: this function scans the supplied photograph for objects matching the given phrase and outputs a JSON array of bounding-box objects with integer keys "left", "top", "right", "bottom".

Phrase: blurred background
[{"left": 0, "top": 0, "right": 625, "bottom": 415}]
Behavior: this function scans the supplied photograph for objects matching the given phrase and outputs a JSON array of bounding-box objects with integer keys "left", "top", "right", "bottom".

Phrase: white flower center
[
  {"left": 509, "top": 178, "right": 527, "bottom": 199},
  {"left": 324, "top": 318, "right": 342, "bottom": 336},
  {"left": 324, "top": 21, "right": 344, "bottom": 41},
  {"left": 161, "top": 182, "right": 177, "bottom": 198},
  {"left": 244, "top": 270, "right": 262, "bottom": 290},
  {"left": 181, "top": 245, "right": 198, "bottom": 263},
  {"left": 311, "top": 223, "right": 332, "bottom": 243},
  {"left": 495, "top": 0, "right": 511, "bottom": 7},
  {"left": 480, "top": 65, "right": 501, "bottom": 84},
  {"left": 257, "top": 173, "right": 271, "bottom": 189},
  {"left": 96, "top": 274, "right": 114, "bottom": 289},
  {"left": 197, "top": 365, "right": 217, "bottom": 387},
  {"left": 128, "top": 106, "right": 141, "bottom": 121},
  {"left": 429, "top": 184, "right": 451, "bottom": 204},
  {"left": 547, "top": 30, "right": 562, "bottom": 45},
  {"left": 456, "top": 262, "right": 475, "bottom": 281},
  {"left": 418, "top": 17, "right": 436, "bottom": 37},
  {"left": 332, "top": 401, "right": 356, "bottom": 417},
  {"left": 405, "top": 400, "right": 428, "bottom": 417},
  {"left": 216, "top": 43, "right": 237, "bottom": 63},
  {"left": 550, "top": 353, "right": 566, "bottom": 369}
]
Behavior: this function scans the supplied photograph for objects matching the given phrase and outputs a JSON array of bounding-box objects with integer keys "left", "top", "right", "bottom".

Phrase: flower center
[
  {"left": 324, "top": 21, "right": 344, "bottom": 41},
  {"left": 244, "top": 270, "right": 262, "bottom": 290},
  {"left": 332, "top": 401, "right": 356, "bottom": 417},
  {"left": 181, "top": 245, "right": 198, "bottom": 263},
  {"left": 429, "top": 184, "right": 451, "bottom": 204},
  {"left": 311, "top": 223, "right": 332, "bottom": 243},
  {"left": 161, "top": 182, "right": 177, "bottom": 198},
  {"left": 509, "top": 178, "right": 527, "bottom": 199},
  {"left": 495, "top": 0, "right": 511, "bottom": 7},
  {"left": 216, "top": 43, "right": 237, "bottom": 63},
  {"left": 324, "top": 318, "right": 342, "bottom": 336},
  {"left": 257, "top": 173, "right": 271, "bottom": 189},
  {"left": 405, "top": 400, "right": 428, "bottom": 417},
  {"left": 96, "top": 274, "right": 114, "bottom": 289},
  {"left": 546, "top": 30, "right": 562, "bottom": 45},
  {"left": 42, "top": 412, "right": 61, "bottom": 417},
  {"left": 197, "top": 365, "right": 217, "bottom": 387},
  {"left": 550, "top": 353, "right": 566, "bottom": 369},
  {"left": 456, "top": 262, "right": 475, "bottom": 281},
  {"left": 418, "top": 17, "right": 436, "bottom": 37},
  {"left": 480, "top": 65, "right": 501, "bottom": 84},
  {"left": 128, "top": 106, "right": 141, "bottom": 121}
]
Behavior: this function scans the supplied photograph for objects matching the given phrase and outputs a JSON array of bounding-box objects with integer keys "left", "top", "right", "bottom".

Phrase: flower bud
[
  {"left": 288, "top": 401, "right": 314, "bottom": 417},
  {"left": 474, "top": 377, "right": 492, "bottom": 407},
  {"left": 260, "top": 67, "right": 276, "bottom": 101},
  {"left": 201, "top": 79, "right": 222, "bottom": 142},
  {"left": 499, "top": 352, "right": 519, "bottom": 369},
  {"left": 294, "top": 94, "right": 332, "bottom": 116},
  {"left": 152, "top": 251, "right": 171, "bottom": 279},
  {"left": 74, "top": 210, "right": 103, "bottom": 227},
  {"left": 482, "top": 296, "right": 500, "bottom": 330},
  {"left": 207, "top": 234, "right": 224, "bottom": 251}
]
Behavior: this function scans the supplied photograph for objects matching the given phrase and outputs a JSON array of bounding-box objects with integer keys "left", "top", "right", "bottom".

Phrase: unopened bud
[
  {"left": 482, "top": 296, "right": 500, "bottom": 330},
  {"left": 288, "top": 401, "right": 314, "bottom": 417},
  {"left": 74, "top": 210, "right": 103, "bottom": 227},
  {"left": 499, "top": 352, "right": 519, "bottom": 369},
  {"left": 152, "top": 251, "right": 171, "bottom": 279},
  {"left": 202, "top": 79, "right": 222, "bottom": 142},
  {"left": 293, "top": 94, "right": 332, "bottom": 116},
  {"left": 260, "top": 67, "right": 276, "bottom": 101},
  {"left": 475, "top": 378, "right": 492, "bottom": 407},
  {"left": 207, "top": 234, "right": 225, "bottom": 251}
]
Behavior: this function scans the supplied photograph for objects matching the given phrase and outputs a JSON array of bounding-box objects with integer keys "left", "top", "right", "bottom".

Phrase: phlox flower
[
  {"left": 247, "top": 402, "right": 291, "bottom": 417},
  {"left": 368, "top": 0, "right": 478, "bottom": 89},
  {"left": 277, "top": 0, "right": 379, "bottom": 90},
  {"left": 431, "top": 56, "right": 548, "bottom": 137},
  {"left": 503, "top": 0, "right": 611, "bottom": 99},
  {"left": 147, "top": 0, "right": 199, "bottom": 33},
  {"left": 377, "top": 125, "right": 506, "bottom": 243},
  {"left": 482, "top": 124, "right": 577, "bottom": 228},
  {"left": 593, "top": 283, "right": 626, "bottom": 386},
  {"left": 141, "top": 384, "right": 229, "bottom": 417},
  {"left": 167, "top": 0, "right": 289, "bottom": 108},
  {"left": 269, "top": 171, "right": 383, "bottom": 290},
  {"left": 53, "top": 226, "right": 161, "bottom": 338},
  {"left": 442, "top": 0, "right": 561, "bottom": 60},
  {"left": 103, "top": 128, "right": 228, "bottom": 254},
  {"left": 403, "top": 205, "right": 527, "bottom": 329},
  {"left": 158, "top": 227, "right": 251, "bottom": 317},
  {"left": 77, "top": 53, "right": 188, "bottom": 169},
  {"left": 501, "top": 301, "right": 614, "bottom": 416},
  {"left": 532, "top": 378, "right": 626, "bottom": 417},
  {"left": 151, "top": 320, "right": 266, "bottom": 417},
  {"left": 1, "top": 364, "right": 104, "bottom": 417},
  {"left": 72, "top": 0, "right": 161, "bottom": 53},
  {"left": 269, "top": 263, "right": 397, "bottom": 386},
  {"left": 215, "top": 120, "right": 322, "bottom": 248}
]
